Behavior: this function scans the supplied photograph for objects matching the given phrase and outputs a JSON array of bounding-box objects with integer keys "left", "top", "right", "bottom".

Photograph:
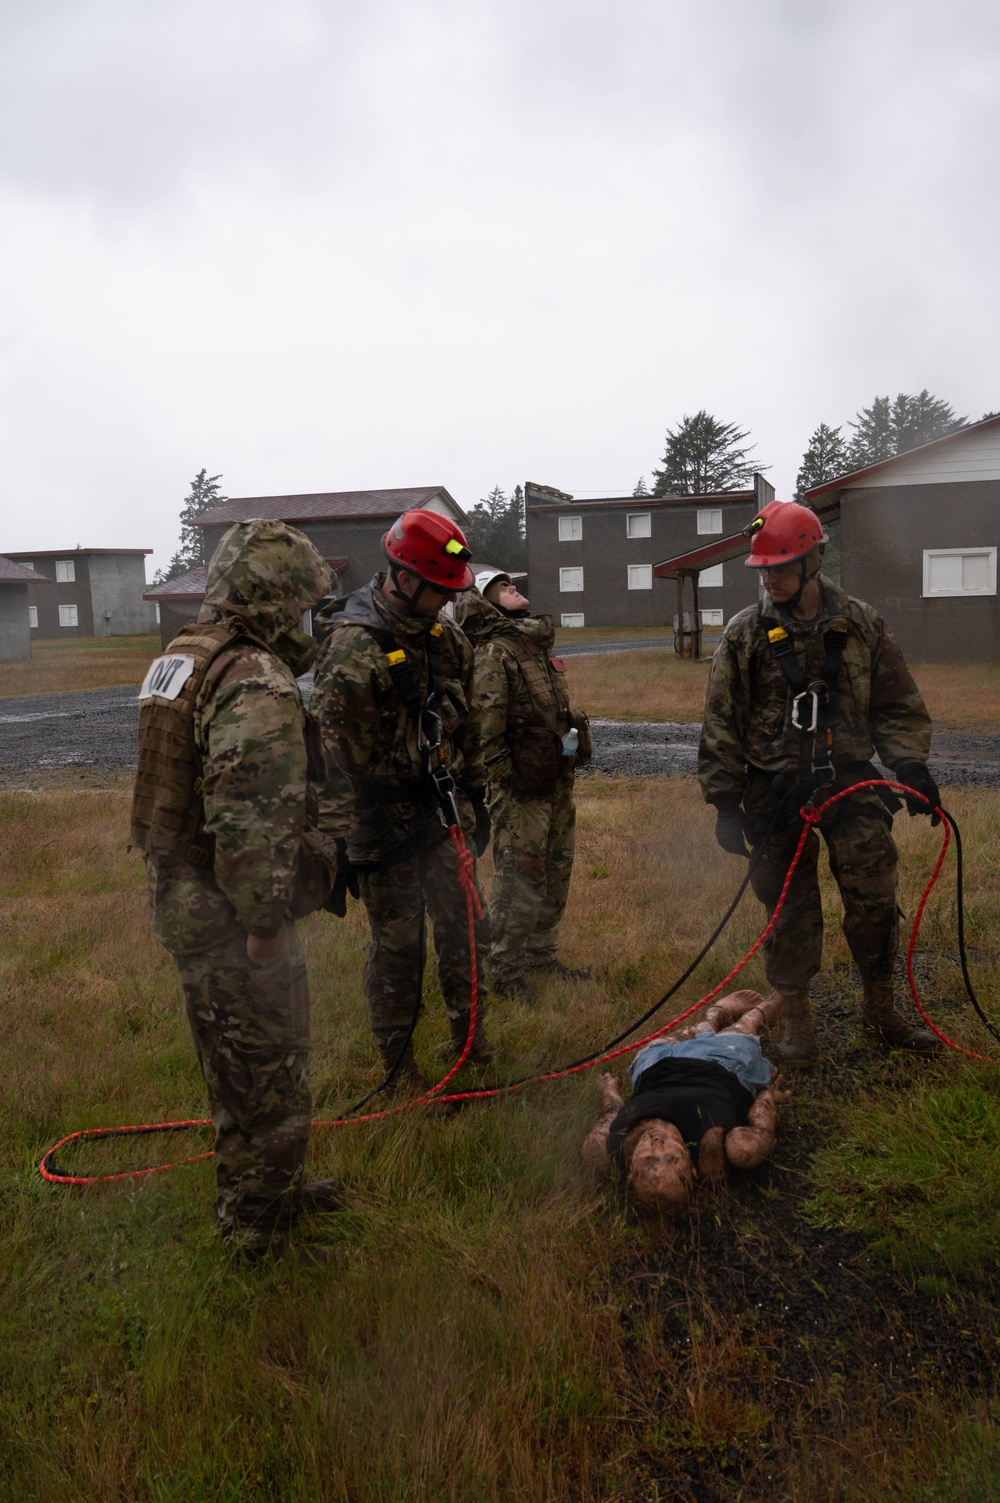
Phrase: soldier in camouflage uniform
[
  {"left": 132, "top": 519, "right": 339, "bottom": 1259},
  {"left": 312, "top": 510, "right": 494, "bottom": 1090},
  {"left": 458, "top": 571, "right": 591, "bottom": 1000},
  {"left": 698, "top": 500, "right": 942, "bottom": 1066}
]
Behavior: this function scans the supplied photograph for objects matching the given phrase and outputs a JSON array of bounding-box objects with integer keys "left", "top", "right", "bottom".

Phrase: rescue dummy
[{"left": 580, "top": 990, "right": 791, "bottom": 1216}]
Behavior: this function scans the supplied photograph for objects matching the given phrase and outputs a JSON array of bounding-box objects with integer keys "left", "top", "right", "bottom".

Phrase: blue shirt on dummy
[{"left": 628, "top": 1033, "right": 773, "bottom": 1098}]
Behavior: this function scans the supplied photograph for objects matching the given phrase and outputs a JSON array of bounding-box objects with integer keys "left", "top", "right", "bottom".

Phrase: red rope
[{"left": 39, "top": 779, "right": 991, "bottom": 1184}]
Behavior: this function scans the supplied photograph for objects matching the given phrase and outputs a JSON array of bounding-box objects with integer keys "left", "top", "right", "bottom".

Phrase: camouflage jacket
[
  {"left": 312, "top": 574, "right": 485, "bottom": 865},
  {"left": 458, "top": 592, "right": 572, "bottom": 790},
  {"left": 141, "top": 520, "right": 332, "bottom": 953},
  {"left": 698, "top": 577, "right": 931, "bottom": 807}
]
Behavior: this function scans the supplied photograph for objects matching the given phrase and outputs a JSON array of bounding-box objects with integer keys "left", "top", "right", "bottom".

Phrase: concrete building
[
  {"left": 652, "top": 414, "right": 1000, "bottom": 663},
  {"left": 524, "top": 475, "right": 773, "bottom": 629},
  {"left": 143, "top": 486, "right": 468, "bottom": 647},
  {"left": 0, "top": 556, "right": 49, "bottom": 660},
  {"left": 4, "top": 548, "right": 157, "bottom": 639}
]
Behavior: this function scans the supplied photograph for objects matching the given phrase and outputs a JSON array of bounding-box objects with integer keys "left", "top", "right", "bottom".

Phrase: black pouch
[{"left": 510, "top": 725, "right": 564, "bottom": 795}]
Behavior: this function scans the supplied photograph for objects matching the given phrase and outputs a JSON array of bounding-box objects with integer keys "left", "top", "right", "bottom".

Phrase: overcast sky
[{"left": 2, "top": 0, "right": 998, "bottom": 576}]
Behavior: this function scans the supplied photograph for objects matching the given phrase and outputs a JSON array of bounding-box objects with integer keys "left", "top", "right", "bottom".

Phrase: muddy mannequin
[{"left": 581, "top": 990, "right": 791, "bottom": 1215}]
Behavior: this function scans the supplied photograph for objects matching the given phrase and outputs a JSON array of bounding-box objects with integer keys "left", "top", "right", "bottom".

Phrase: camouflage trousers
[
  {"left": 175, "top": 918, "right": 312, "bottom": 1252},
  {"left": 488, "top": 781, "right": 576, "bottom": 982},
  {"left": 358, "top": 833, "right": 490, "bottom": 1048},
  {"left": 747, "top": 797, "right": 899, "bottom": 994}
]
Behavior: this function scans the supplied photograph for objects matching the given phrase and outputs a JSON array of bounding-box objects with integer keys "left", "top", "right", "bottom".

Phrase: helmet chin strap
[
  {"left": 388, "top": 565, "right": 428, "bottom": 616},
  {"left": 778, "top": 551, "right": 823, "bottom": 614}
]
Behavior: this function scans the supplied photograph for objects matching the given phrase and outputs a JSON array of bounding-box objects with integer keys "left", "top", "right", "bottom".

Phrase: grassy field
[
  {"left": 3, "top": 774, "right": 1000, "bottom": 1499},
  {"left": 0, "top": 634, "right": 161, "bottom": 698}
]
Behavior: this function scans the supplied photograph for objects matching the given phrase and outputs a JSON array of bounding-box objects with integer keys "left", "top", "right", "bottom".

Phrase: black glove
[
  {"left": 896, "top": 761, "right": 942, "bottom": 827},
  {"left": 714, "top": 800, "right": 750, "bottom": 857},
  {"left": 471, "top": 796, "right": 492, "bottom": 858},
  {"left": 324, "top": 838, "right": 360, "bottom": 917}
]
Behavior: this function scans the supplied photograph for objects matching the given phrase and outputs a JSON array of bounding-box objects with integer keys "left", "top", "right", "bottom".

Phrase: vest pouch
[
  {"left": 289, "top": 826, "right": 336, "bottom": 918},
  {"left": 569, "top": 709, "right": 592, "bottom": 766},
  {"left": 511, "top": 724, "right": 564, "bottom": 795}
]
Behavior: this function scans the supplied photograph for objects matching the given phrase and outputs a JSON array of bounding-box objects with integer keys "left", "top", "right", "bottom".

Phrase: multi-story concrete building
[
  {"left": 0, "top": 556, "right": 49, "bottom": 660},
  {"left": 524, "top": 475, "right": 774, "bottom": 630},
  {"left": 4, "top": 548, "right": 156, "bottom": 639}
]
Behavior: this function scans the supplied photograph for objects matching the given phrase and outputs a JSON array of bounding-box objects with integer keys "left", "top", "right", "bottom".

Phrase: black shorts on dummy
[{"left": 607, "top": 1057, "right": 753, "bottom": 1158}]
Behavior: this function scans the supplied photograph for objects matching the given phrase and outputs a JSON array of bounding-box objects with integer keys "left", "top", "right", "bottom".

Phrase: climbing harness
[
  {"left": 767, "top": 618, "right": 848, "bottom": 790},
  {"left": 38, "top": 777, "right": 995, "bottom": 1185}
]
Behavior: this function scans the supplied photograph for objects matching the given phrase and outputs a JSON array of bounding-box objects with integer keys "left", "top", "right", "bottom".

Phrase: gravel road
[{"left": 2, "top": 683, "right": 998, "bottom": 787}]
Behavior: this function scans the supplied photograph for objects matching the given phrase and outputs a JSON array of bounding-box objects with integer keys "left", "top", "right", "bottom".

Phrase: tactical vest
[
  {"left": 504, "top": 635, "right": 591, "bottom": 795},
  {"left": 131, "top": 620, "right": 259, "bottom": 866}
]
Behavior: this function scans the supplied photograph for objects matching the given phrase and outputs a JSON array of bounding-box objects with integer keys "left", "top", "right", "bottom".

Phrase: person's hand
[
  {"left": 471, "top": 795, "right": 492, "bottom": 857},
  {"left": 896, "top": 761, "right": 942, "bottom": 827},
  {"left": 715, "top": 806, "right": 750, "bottom": 857},
  {"left": 247, "top": 931, "right": 283, "bottom": 965},
  {"left": 769, "top": 1072, "right": 793, "bottom": 1105},
  {"left": 325, "top": 838, "right": 360, "bottom": 917}
]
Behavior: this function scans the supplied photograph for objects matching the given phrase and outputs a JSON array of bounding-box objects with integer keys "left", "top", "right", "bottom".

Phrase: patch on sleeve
[
  {"left": 550, "top": 657, "right": 566, "bottom": 673},
  {"left": 139, "top": 655, "right": 197, "bottom": 701}
]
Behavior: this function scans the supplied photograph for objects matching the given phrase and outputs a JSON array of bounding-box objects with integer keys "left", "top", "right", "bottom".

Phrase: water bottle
[{"left": 561, "top": 727, "right": 579, "bottom": 757}]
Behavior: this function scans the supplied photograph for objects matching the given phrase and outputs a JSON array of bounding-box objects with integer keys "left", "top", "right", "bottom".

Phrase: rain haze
[{"left": 2, "top": 0, "right": 998, "bottom": 576}]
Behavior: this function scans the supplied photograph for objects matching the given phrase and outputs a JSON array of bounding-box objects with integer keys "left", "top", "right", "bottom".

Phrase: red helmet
[
  {"left": 744, "top": 501, "right": 828, "bottom": 569},
  {"left": 382, "top": 509, "right": 475, "bottom": 591}
]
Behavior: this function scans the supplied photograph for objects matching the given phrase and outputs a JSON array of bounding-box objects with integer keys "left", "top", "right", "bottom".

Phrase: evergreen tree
[
  {"left": 794, "top": 423, "right": 850, "bottom": 500},
  {"left": 632, "top": 476, "right": 649, "bottom": 496},
  {"left": 463, "top": 484, "right": 527, "bottom": 572},
  {"left": 154, "top": 469, "right": 227, "bottom": 583},
  {"left": 652, "top": 410, "right": 765, "bottom": 495},
  {"left": 849, "top": 391, "right": 966, "bottom": 470}
]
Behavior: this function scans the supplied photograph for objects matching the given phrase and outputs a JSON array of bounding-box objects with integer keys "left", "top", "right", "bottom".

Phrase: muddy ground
[{"left": 1, "top": 683, "right": 997, "bottom": 788}]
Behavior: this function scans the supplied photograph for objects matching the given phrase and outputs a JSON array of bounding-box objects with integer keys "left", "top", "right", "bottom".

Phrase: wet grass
[
  {"left": 2, "top": 776, "right": 1000, "bottom": 1498},
  {"left": 0, "top": 633, "right": 161, "bottom": 697}
]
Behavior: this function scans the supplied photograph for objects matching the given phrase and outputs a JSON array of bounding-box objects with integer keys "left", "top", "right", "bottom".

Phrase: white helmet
[{"left": 474, "top": 569, "right": 511, "bottom": 597}]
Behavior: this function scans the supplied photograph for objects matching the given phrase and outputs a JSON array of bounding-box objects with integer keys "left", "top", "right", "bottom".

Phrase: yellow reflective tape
[
  {"left": 768, "top": 626, "right": 789, "bottom": 644},
  {"left": 386, "top": 649, "right": 406, "bottom": 666},
  {"left": 444, "top": 538, "right": 463, "bottom": 555},
  {"left": 430, "top": 622, "right": 444, "bottom": 636}
]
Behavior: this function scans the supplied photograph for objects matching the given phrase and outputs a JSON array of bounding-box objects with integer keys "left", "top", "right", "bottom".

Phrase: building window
[
  {"left": 59, "top": 604, "right": 79, "bottom": 627},
  {"left": 700, "top": 563, "right": 724, "bottom": 587},
  {"left": 55, "top": 559, "right": 76, "bottom": 583},
  {"left": 559, "top": 566, "right": 584, "bottom": 592},
  {"left": 154, "top": 604, "right": 161, "bottom": 624},
  {"left": 923, "top": 547, "right": 997, "bottom": 597},
  {"left": 627, "top": 564, "right": 653, "bottom": 590},
  {"left": 558, "top": 515, "right": 583, "bottom": 542},
  {"left": 560, "top": 612, "right": 585, "bottom": 628},
  {"left": 28, "top": 606, "right": 38, "bottom": 628},
  {"left": 700, "top": 609, "right": 724, "bottom": 626},
  {"left": 697, "top": 509, "right": 723, "bottom": 535},
  {"left": 22, "top": 562, "right": 33, "bottom": 572},
  {"left": 626, "top": 512, "right": 651, "bottom": 539}
]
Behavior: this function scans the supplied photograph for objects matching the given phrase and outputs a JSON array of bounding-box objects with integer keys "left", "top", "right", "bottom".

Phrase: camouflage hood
[
  {"left": 456, "top": 589, "right": 554, "bottom": 652},
  {"left": 199, "top": 519, "right": 332, "bottom": 675}
]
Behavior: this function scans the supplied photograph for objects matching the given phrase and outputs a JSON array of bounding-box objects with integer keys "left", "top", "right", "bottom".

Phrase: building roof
[
  {"left": 0, "top": 555, "right": 50, "bottom": 586},
  {"left": 804, "top": 413, "right": 1000, "bottom": 501},
  {"left": 4, "top": 548, "right": 152, "bottom": 558},
  {"left": 192, "top": 487, "right": 465, "bottom": 528},
  {"left": 143, "top": 558, "right": 349, "bottom": 602}
]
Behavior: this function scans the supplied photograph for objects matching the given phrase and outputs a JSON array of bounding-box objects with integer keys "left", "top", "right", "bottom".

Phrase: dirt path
[{"left": 1, "top": 685, "right": 996, "bottom": 787}]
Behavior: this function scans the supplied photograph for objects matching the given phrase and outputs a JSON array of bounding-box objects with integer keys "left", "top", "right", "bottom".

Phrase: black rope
[{"left": 941, "top": 807, "right": 1000, "bottom": 1045}]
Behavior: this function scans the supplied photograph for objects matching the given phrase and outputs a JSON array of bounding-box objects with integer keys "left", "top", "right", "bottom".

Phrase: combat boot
[
  {"left": 490, "top": 971, "right": 538, "bottom": 1003},
  {"left": 298, "top": 1179, "right": 344, "bottom": 1215},
  {"left": 449, "top": 1012, "right": 497, "bottom": 1065},
  {"left": 376, "top": 1039, "right": 433, "bottom": 1094},
  {"left": 771, "top": 990, "right": 817, "bottom": 1069},
  {"left": 533, "top": 959, "right": 591, "bottom": 981},
  {"left": 861, "top": 978, "right": 943, "bottom": 1053}
]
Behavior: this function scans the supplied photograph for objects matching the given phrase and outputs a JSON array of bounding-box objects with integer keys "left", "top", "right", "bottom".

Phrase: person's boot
[
  {"left": 376, "top": 1039, "right": 432, "bottom": 1094},
  {"left": 861, "top": 978, "right": 943, "bottom": 1053},
  {"left": 771, "top": 989, "right": 817, "bottom": 1068},
  {"left": 533, "top": 958, "right": 591, "bottom": 981},
  {"left": 489, "top": 971, "right": 538, "bottom": 1003},
  {"left": 449, "top": 1012, "right": 497, "bottom": 1065},
  {"left": 298, "top": 1179, "right": 344, "bottom": 1215}
]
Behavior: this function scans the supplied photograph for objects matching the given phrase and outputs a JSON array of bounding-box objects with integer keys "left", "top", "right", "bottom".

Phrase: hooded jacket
[
  {"left": 133, "top": 519, "right": 332, "bottom": 951},
  {"left": 458, "top": 591, "right": 574, "bottom": 792},
  {"left": 312, "top": 574, "right": 485, "bottom": 866}
]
